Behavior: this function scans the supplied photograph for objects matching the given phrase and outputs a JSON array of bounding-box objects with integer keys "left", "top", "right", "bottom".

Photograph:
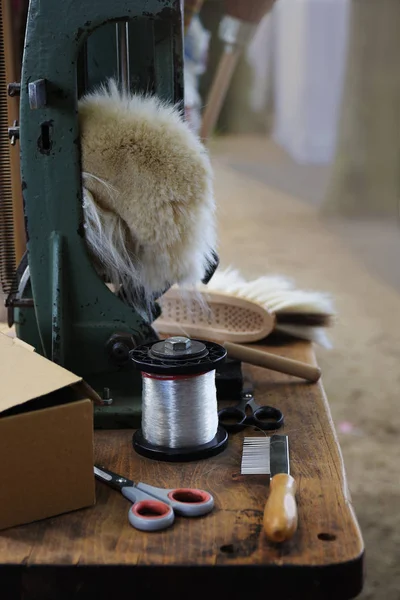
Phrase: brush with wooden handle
[
  {"left": 200, "top": 0, "right": 278, "bottom": 141},
  {"left": 223, "top": 341, "right": 321, "bottom": 383},
  {"left": 241, "top": 435, "right": 298, "bottom": 543}
]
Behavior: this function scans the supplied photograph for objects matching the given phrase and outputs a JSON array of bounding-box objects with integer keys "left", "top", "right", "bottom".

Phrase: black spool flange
[
  {"left": 130, "top": 338, "right": 229, "bottom": 462},
  {"left": 132, "top": 426, "right": 228, "bottom": 463},
  {"left": 130, "top": 338, "right": 227, "bottom": 375}
]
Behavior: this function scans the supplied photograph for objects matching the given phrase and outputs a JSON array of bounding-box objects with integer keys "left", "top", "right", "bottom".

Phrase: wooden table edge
[{"left": 0, "top": 553, "right": 365, "bottom": 600}]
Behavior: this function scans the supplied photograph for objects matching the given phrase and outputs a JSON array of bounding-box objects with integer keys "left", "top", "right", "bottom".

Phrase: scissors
[
  {"left": 218, "top": 381, "right": 284, "bottom": 433},
  {"left": 94, "top": 465, "right": 214, "bottom": 532}
]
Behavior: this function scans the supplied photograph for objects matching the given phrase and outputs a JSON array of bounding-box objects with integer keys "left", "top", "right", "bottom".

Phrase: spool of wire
[{"left": 130, "top": 337, "right": 228, "bottom": 462}]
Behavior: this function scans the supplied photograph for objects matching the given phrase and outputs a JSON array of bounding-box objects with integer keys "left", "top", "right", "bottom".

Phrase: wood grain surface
[{"left": 0, "top": 341, "right": 364, "bottom": 600}]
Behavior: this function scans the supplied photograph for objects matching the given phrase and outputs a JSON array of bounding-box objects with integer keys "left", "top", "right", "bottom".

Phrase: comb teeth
[{"left": 241, "top": 437, "right": 271, "bottom": 474}]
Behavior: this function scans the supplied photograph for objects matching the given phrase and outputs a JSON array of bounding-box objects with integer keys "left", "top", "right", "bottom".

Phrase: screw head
[
  {"left": 164, "top": 336, "right": 192, "bottom": 353},
  {"left": 111, "top": 341, "right": 130, "bottom": 362},
  {"left": 8, "top": 121, "right": 19, "bottom": 146},
  {"left": 7, "top": 82, "right": 21, "bottom": 97},
  {"left": 106, "top": 332, "right": 137, "bottom": 365},
  {"left": 102, "top": 387, "right": 113, "bottom": 405}
]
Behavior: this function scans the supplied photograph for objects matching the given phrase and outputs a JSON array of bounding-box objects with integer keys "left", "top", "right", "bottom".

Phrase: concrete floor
[
  {"left": 212, "top": 135, "right": 400, "bottom": 293},
  {"left": 209, "top": 135, "right": 400, "bottom": 600}
]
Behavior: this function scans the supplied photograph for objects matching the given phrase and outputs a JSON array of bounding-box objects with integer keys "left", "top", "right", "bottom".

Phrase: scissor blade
[
  {"left": 242, "top": 382, "right": 256, "bottom": 409},
  {"left": 242, "top": 377, "right": 255, "bottom": 396},
  {"left": 94, "top": 465, "right": 134, "bottom": 491}
]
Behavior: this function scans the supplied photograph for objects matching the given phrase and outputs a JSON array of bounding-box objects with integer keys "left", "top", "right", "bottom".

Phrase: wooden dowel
[
  {"left": 200, "top": 47, "right": 241, "bottom": 141},
  {"left": 223, "top": 341, "right": 321, "bottom": 383},
  {"left": 184, "top": 0, "right": 205, "bottom": 33}
]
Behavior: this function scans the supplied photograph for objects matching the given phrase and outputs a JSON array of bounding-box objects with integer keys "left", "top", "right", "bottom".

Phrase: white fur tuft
[{"left": 78, "top": 79, "right": 217, "bottom": 310}]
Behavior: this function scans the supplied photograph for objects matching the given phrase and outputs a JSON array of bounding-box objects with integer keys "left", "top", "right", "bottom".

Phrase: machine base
[{"left": 90, "top": 370, "right": 143, "bottom": 429}]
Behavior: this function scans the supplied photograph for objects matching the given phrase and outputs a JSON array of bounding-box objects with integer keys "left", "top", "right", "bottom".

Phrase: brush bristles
[{"left": 241, "top": 437, "right": 271, "bottom": 474}]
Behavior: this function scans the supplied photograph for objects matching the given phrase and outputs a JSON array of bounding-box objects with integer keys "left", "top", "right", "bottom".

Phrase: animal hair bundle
[{"left": 78, "top": 79, "right": 217, "bottom": 315}]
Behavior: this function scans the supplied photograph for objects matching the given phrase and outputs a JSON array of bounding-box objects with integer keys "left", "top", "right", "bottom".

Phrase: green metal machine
[{"left": 8, "top": 0, "right": 185, "bottom": 428}]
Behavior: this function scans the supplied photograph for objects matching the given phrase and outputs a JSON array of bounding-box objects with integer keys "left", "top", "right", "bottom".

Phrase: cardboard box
[{"left": 0, "top": 332, "right": 96, "bottom": 531}]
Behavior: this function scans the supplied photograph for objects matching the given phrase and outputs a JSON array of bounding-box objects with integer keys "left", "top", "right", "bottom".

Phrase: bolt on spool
[
  {"left": 165, "top": 336, "right": 191, "bottom": 353},
  {"left": 149, "top": 336, "right": 209, "bottom": 363}
]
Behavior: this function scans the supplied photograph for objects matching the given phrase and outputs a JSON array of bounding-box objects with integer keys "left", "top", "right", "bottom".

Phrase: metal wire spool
[{"left": 131, "top": 336, "right": 228, "bottom": 462}]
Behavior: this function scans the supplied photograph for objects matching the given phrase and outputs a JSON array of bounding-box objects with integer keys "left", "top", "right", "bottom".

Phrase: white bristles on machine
[{"left": 241, "top": 437, "right": 271, "bottom": 475}]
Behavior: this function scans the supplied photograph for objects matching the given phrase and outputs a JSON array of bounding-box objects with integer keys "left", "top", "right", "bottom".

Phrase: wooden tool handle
[
  {"left": 223, "top": 342, "right": 321, "bottom": 383},
  {"left": 224, "top": 0, "right": 278, "bottom": 24},
  {"left": 200, "top": 48, "right": 241, "bottom": 142},
  {"left": 184, "top": 0, "right": 205, "bottom": 32},
  {"left": 263, "top": 473, "right": 298, "bottom": 543}
]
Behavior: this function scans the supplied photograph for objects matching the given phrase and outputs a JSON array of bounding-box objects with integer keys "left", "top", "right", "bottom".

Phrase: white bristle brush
[
  {"left": 155, "top": 267, "right": 336, "bottom": 347},
  {"left": 241, "top": 435, "right": 298, "bottom": 543}
]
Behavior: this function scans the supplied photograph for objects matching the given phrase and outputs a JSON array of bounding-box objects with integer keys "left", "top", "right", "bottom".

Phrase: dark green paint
[{"left": 16, "top": 0, "right": 184, "bottom": 427}]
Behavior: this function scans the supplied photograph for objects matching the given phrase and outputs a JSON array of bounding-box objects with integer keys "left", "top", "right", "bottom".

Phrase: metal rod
[
  {"left": 51, "top": 231, "right": 65, "bottom": 366},
  {"left": 116, "top": 21, "right": 130, "bottom": 92}
]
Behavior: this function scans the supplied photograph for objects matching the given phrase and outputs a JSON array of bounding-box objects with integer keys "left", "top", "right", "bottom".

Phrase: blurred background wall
[{"left": 200, "top": 0, "right": 350, "bottom": 164}]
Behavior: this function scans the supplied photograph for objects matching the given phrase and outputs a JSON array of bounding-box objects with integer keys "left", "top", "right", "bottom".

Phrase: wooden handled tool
[
  {"left": 241, "top": 435, "right": 298, "bottom": 543},
  {"left": 200, "top": 48, "right": 241, "bottom": 142},
  {"left": 184, "top": 0, "right": 205, "bottom": 33},
  {"left": 223, "top": 341, "right": 321, "bottom": 383},
  {"left": 263, "top": 473, "right": 297, "bottom": 542},
  {"left": 200, "top": 0, "right": 278, "bottom": 141},
  {"left": 223, "top": 0, "right": 277, "bottom": 24}
]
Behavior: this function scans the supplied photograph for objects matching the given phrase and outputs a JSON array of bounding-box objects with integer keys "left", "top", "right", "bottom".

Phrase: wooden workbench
[{"left": 0, "top": 341, "right": 364, "bottom": 600}]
